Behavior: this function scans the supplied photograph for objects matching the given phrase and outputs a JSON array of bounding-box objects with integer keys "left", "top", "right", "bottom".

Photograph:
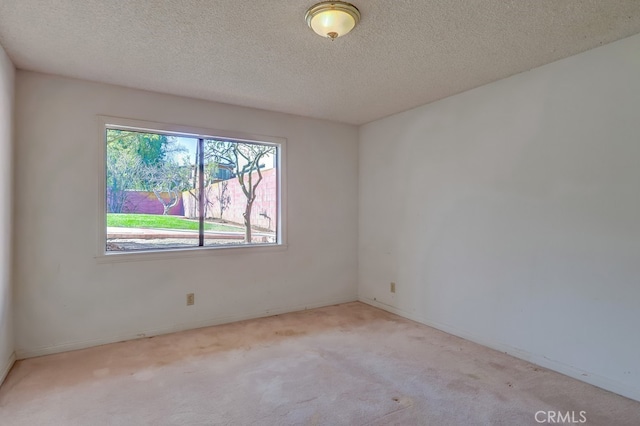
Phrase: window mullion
[{"left": 198, "top": 138, "right": 205, "bottom": 246}]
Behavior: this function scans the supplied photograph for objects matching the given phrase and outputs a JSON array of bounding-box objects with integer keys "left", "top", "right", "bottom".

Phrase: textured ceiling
[{"left": 1, "top": 1, "right": 640, "bottom": 125}]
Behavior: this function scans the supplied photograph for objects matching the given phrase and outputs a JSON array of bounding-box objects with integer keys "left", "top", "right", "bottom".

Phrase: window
[{"left": 100, "top": 117, "right": 285, "bottom": 256}]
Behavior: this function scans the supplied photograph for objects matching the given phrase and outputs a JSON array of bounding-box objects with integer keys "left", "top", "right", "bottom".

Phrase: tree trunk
[
  {"left": 244, "top": 201, "right": 253, "bottom": 243},
  {"left": 154, "top": 189, "right": 180, "bottom": 216}
]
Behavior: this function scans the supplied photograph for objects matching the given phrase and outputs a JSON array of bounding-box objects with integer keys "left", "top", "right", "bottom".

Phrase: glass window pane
[
  {"left": 106, "top": 129, "right": 198, "bottom": 251},
  {"left": 202, "top": 139, "right": 278, "bottom": 247}
]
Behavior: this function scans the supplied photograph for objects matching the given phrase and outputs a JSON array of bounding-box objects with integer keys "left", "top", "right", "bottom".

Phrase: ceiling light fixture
[{"left": 305, "top": 1, "right": 361, "bottom": 40}]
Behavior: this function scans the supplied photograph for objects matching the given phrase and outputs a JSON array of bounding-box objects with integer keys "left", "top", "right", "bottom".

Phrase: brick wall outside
[
  {"left": 183, "top": 168, "right": 277, "bottom": 231},
  {"left": 109, "top": 191, "right": 184, "bottom": 215}
]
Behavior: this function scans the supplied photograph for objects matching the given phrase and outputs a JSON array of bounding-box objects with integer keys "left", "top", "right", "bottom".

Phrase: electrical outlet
[
  {"left": 187, "top": 293, "right": 195, "bottom": 306},
  {"left": 390, "top": 282, "right": 396, "bottom": 293}
]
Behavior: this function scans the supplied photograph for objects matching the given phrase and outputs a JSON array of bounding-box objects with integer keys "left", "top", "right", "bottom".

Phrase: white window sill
[{"left": 95, "top": 243, "right": 288, "bottom": 263}]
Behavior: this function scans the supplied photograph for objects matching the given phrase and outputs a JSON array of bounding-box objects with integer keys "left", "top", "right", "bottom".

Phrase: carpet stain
[
  {"left": 446, "top": 378, "right": 480, "bottom": 395},
  {"left": 274, "top": 329, "right": 306, "bottom": 337},
  {"left": 392, "top": 396, "right": 413, "bottom": 407},
  {"left": 489, "top": 361, "right": 507, "bottom": 370}
]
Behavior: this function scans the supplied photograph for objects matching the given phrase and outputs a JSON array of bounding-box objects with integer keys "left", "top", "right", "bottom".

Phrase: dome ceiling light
[{"left": 305, "top": 1, "right": 361, "bottom": 40}]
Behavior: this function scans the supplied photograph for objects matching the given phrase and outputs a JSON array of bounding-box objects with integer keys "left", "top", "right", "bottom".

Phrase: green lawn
[{"left": 107, "top": 213, "right": 242, "bottom": 232}]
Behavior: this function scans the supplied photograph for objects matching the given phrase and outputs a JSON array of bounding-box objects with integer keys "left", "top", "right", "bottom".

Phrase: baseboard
[
  {"left": 1, "top": 351, "right": 16, "bottom": 388},
  {"left": 359, "top": 296, "right": 640, "bottom": 403},
  {"left": 16, "top": 295, "right": 358, "bottom": 360}
]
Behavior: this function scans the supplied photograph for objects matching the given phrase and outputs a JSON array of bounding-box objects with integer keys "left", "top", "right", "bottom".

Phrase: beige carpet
[{"left": 0, "top": 302, "right": 638, "bottom": 425}]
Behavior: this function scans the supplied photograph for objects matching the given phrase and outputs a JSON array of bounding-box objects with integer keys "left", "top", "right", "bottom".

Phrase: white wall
[
  {"left": 14, "top": 71, "right": 358, "bottom": 358},
  {"left": 0, "top": 43, "right": 15, "bottom": 384},
  {"left": 359, "top": 33, "right": 640, "bottom": 401}
]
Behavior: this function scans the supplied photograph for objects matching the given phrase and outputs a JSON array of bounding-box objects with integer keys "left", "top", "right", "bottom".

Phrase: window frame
[{"left": 96, "top": 115, "right": 287, "bottom": 262}]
